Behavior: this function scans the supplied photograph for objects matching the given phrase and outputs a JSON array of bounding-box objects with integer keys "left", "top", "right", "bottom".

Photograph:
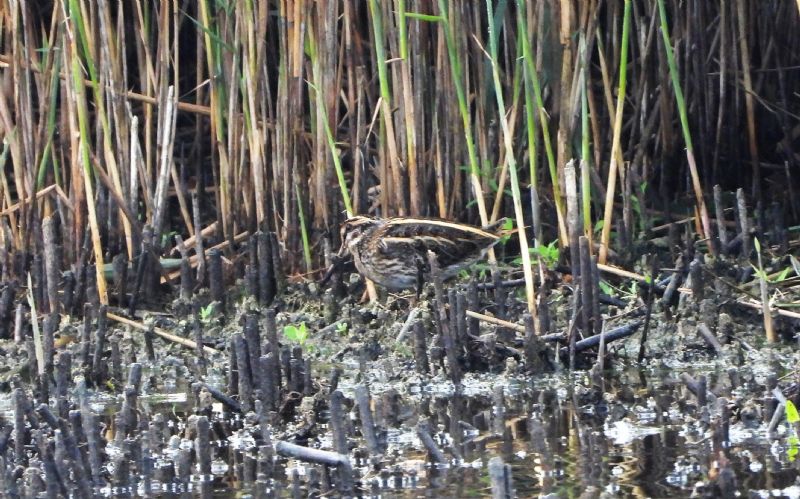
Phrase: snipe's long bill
[{"left": 337, "top": 216, "right": 509, "bottom": 291}]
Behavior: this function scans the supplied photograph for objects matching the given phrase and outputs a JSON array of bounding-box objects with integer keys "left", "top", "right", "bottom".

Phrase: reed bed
[
  {"left": 0, "top": 3, "right": 799, "bottom": 495},
  {"left": 0, "top": 0, "right": 797, "bottom": 300}
]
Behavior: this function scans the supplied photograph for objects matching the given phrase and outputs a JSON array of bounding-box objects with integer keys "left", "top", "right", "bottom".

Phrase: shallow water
[{"left": 34, "top": 361, "right": 795, "bottom": 498}]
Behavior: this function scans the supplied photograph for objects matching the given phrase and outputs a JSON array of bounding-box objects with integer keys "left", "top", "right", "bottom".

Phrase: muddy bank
[{"left": 1, "top": 236, "right": 799, "bottom": 497}]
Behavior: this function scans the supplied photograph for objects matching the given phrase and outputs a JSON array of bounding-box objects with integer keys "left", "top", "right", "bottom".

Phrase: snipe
[{"left": 337, "top": 216, "right": 510, "bottom": 292}]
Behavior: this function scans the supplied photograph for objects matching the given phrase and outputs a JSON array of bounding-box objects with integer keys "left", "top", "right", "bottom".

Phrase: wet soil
[{"left": 1, "top": 251, "right": 800, "bottom": 498}]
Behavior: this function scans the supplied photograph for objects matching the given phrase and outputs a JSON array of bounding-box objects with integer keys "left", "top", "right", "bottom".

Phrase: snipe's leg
[
  {"left": 412, "top": 248, "right": 428, "bottom": 298},
  {"left": 415, "top": 263, "right": 425, "bottom": 298}
]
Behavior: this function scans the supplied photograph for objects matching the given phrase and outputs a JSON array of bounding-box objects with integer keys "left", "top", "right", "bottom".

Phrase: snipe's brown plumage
[{"left": 338, "top": 216, "right": 509, "bottom": 291}]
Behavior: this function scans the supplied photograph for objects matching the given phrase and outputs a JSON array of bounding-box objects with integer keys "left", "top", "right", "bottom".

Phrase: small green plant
[
  {"left": 513, "top": 240, "right": 559, "bottom": 269},
  {"left": 394, "top": 342, "right": 412, "bottom": 357},
  {"left": 786, "top": 400, "right": 799, "bottom": 462},
  {"left": 283, "top": 322, "right": 309, "bottom": 346},
  {"left": 598, "top": 278, "right": 643, "bottom": 298},
  {"left": 498, "top": 218, "right": 514, "bottom": 244},
  {"left": 335, "top": 322, "right": 348, "bottom": 336},
  {"left": 751, "top": 264, "right": 792, "bottom": 284},
  {"left": 460, "top": 261, "right": 493, "bottom": 280},
  {"left": 199, "top": 303, "right": 215, "bottom": 321},
  {"left": 787, "top": 400, "right": 800, "bottom": 424}
]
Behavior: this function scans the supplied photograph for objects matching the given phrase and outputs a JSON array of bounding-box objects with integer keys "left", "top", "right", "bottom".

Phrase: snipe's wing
[{"left": 379, "top": 218, "right": 500, "bottom": 269}]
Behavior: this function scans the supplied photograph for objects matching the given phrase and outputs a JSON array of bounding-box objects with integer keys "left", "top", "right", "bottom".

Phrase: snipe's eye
[{"left": 343, "top": 227, "right": 360, "bottom": 243}]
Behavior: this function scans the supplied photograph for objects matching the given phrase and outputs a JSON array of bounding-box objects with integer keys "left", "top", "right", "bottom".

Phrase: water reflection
[{"left": 33, "top": 366, "right": 800, "bottom": 497}]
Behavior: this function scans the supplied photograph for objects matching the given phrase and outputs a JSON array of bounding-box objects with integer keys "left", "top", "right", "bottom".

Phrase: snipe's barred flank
[{"left": 338, "top": 216, "right": 511, "bottom": 291}]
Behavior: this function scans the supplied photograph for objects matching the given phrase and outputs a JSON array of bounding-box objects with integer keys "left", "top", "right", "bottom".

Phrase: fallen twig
[{"left": 107, "top": 312, "right": 219, "bottom": 355}]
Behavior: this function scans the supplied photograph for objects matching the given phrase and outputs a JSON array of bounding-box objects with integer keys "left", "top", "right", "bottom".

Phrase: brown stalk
[
  {"left": 61, "top": 0, "right": 108, "bottom": 305},
  {"left": 396, "top": 0, "right": 421, "bottom": 216},
  {"left": 556, "top": 0, "right": 576, "bottom": 175},
  {"left": 735, "top": 0, "right": 760, "bottom": 202}
]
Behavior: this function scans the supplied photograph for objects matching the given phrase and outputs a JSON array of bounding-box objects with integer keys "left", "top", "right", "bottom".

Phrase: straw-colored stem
[
  {"left": 396, "top": 0, "right": 420, "bottom": 216},
  {"left": 734, "top": 0, "right": 760, "bottom": 201},
  {"left": 598, "top": 0, "right": 631, "bottom": 265},
  {"left": 67, "top": 46, "right": 108, "bottom": 305},
  {"left": 484, "top": 0, "right": 536, "bottom": 322},
  {"left": 368, "top": 0, "right": 405, "bottom": 216}
]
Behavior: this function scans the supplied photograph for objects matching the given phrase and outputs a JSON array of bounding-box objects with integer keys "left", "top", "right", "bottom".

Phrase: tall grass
[{"left": 0, "top": 0, "right": 794, "bottom": 299}]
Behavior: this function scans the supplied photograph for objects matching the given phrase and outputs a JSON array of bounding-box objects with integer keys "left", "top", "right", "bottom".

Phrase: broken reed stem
[
  {"left": 754, "top": 238, "right": 776, "bottom": 343},
  {"left": 26, "top": 272, "right": 44, "bottom": 376},
  {"left": 107, "top": 312, "right": 220, "bottom": 355},
  {"left": 656, "top": 0, "right": 715, "bottom": 255},
  {"left": 599, "top": 0, "right": 631, "bottom": 265},
  {"left": 565, "top": 161, "right": 580, "bottom": 279},
  {"left": 484, "top": 0, "right": 536, "bottom": 322},
  {"left": 580, "top": 36, "right": 592, "bottom": 243},
  {"left": 466, "top": 310, "right": 524, "bottom": 334}
]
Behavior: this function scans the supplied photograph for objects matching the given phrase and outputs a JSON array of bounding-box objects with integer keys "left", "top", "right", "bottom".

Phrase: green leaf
[
  {"left": 786, "top": 400, "right": 800, "bottom": 424},
  {"left": 750, "top": 264, "right": 768, "bottom": 281},
  {"left": 283, "top": 322, "right": 308, "bottom": 345},
  {"left": 630, "top": 195, "right": 641, "bottom": 216},
  {"left": 773, "top": 267, "right": 792, "bottom": 283},
  {"left": 502, "top": 218, "right": 514, "bottom": 231},
  {"left": 522, "top": 240, "right": 560, "bottom": 269},
  {"left": 754, "top": 236, "right": 761, "bottom": 254},
  {"left": 200, "top": 304, "right": 214, "bottom": 320},
  {"left": 789, "top": 435, "right": 799, "bottom": 462},
  {"left": 404, "top": 12, "right": 443, "bottom": 22},
  {"left": 599, "top": 280, "right": 613, "bottom": 296}
]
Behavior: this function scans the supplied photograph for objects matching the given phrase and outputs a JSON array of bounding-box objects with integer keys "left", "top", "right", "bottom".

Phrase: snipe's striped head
[{"left": 338, "top": 215, "right": 382, "bottom": 257}]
